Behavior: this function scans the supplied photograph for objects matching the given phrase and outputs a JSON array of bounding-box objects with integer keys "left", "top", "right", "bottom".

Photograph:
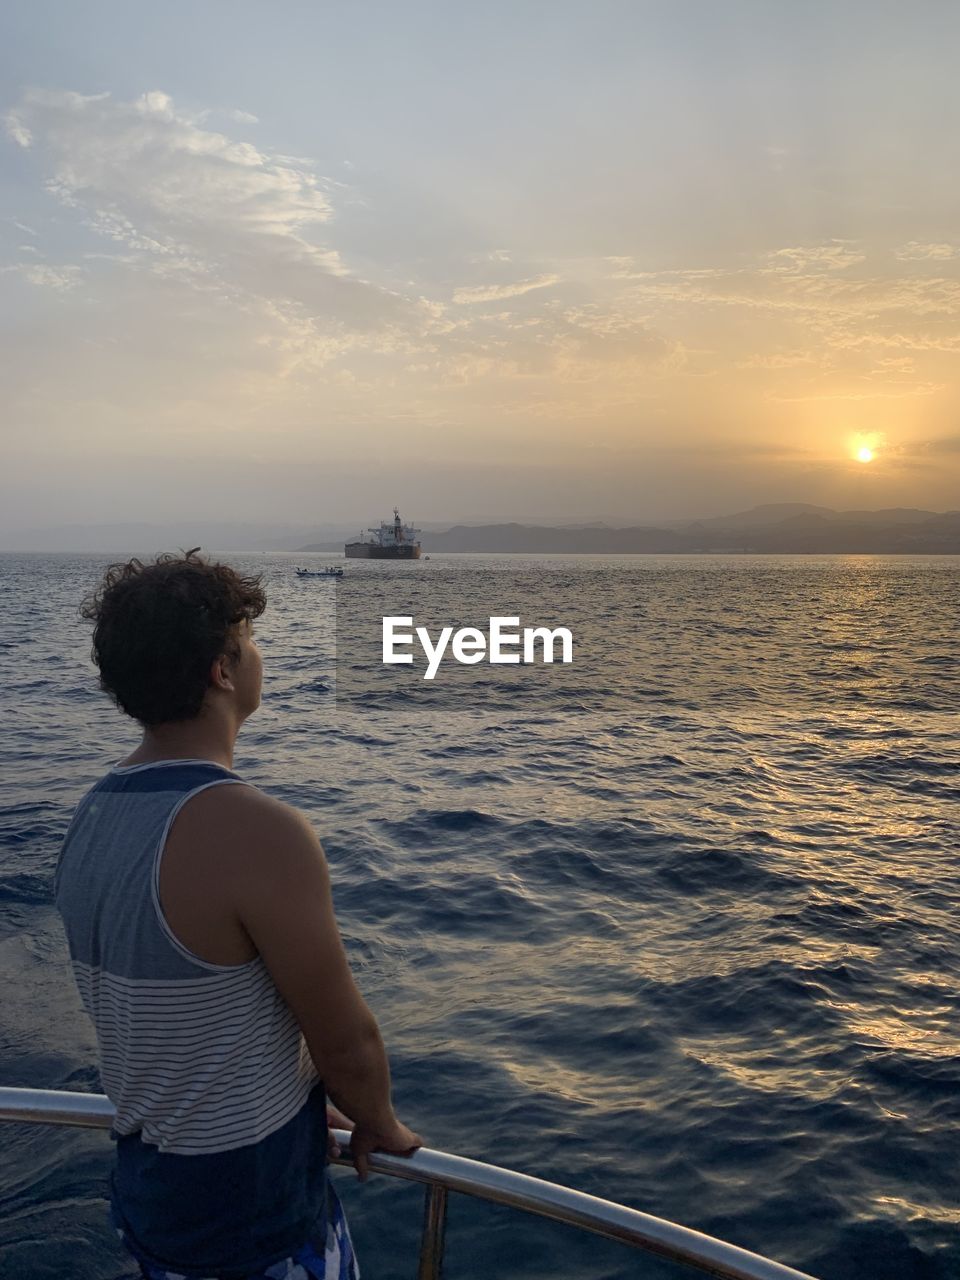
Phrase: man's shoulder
[
  {"left": 177, "top": 783, "right": 327, "bottom": 919},
  {"left": 184, "top": 779, "right": 309, "bottom": 831},
  {"left": 178, "top": 781, "right": 320, "bottom": 868}
]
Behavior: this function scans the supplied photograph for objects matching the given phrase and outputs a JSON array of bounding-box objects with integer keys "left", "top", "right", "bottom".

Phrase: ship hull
[{"left": 344, "top": 543, "right": 421, "bottom": 559}]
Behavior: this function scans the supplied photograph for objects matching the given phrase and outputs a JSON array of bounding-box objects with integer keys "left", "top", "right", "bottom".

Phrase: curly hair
[{"left": 80, "top": 548, "right": 266, "bottom": 726}]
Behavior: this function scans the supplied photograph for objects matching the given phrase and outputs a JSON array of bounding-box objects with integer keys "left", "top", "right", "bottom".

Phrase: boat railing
[{"left": 0, "top": 1087, "right": 819, "bottom": 1280}]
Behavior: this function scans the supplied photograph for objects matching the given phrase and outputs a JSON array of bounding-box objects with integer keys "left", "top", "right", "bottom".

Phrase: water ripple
[{"left": 1, "top": 552, "right": 959, "bottom": 1279}]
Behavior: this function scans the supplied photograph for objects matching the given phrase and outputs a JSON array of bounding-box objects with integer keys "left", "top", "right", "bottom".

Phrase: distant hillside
[
  {"left": 416, "top": 523, "right": 685, "bottom": 553},
  {"left": 693, "top": 503, "right": 945, "bottom": 531},
  {"left": 13, "top": 505, "right": 955, "bottom": 555},
  {"left": 411, "top": 507, "right": 960, "bottom": 554},
  {"left": 691, "top": 503, "right": 839, "bottom": 529}
]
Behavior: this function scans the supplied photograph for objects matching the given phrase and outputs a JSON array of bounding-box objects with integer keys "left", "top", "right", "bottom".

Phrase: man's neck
[{"left": 119, "top": 718, "right": 238, "bottom": 771}]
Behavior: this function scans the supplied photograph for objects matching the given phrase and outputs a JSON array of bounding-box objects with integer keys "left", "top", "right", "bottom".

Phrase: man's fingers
[
  {"left": 387, "top": 1131, "right": 423, "bottom": 1158},
  {"left": 348, "top": 1125, "right": 423, "bottom": 1179},
  {"left": 348, "top": 1132, "right": 371, "bottom": 1182},
  {"left": 326, "top": 1103, "right": 355, "bottom": 1131}
]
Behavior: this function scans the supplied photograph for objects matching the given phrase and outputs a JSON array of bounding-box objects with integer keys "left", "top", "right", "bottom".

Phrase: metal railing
[{"left": 0, "top": 1087, "right": 819, "bottom": 1280}]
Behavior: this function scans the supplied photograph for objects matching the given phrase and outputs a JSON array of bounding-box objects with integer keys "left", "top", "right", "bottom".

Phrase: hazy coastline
[{"left": 5, "top": 504, "right": 959, "bottom": 555}]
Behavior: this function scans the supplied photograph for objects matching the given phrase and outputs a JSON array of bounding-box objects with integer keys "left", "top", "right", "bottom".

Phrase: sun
[{"left": 850, "top": 433, "right": 883, "bottom": 464}]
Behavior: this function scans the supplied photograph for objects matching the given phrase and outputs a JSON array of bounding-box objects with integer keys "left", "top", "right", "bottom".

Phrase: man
[{"left": 55, "top": 549, "right": 420, "bottom": 1280}]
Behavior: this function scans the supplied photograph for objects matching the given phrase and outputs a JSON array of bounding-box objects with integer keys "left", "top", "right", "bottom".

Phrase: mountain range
[
  {"left": 4, "top": 505, "right": 959, "bottom": 554},
  {"left": 298, "top": 504, "right": 960, "bottom": 555}
]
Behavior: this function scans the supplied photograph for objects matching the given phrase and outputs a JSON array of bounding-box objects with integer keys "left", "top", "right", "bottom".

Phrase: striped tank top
[{"left": 54, "top": 758, "right": 330, "bottom": 1277}]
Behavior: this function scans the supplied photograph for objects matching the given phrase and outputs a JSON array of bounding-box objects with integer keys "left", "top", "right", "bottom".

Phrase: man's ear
[{"left": 210, "top": 652, "right": 235, "bottom": 692}]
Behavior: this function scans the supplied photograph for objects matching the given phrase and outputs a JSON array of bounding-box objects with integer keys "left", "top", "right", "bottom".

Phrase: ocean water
[{"left": 1, "top": 551, "right": 959, "bottom": 1280}]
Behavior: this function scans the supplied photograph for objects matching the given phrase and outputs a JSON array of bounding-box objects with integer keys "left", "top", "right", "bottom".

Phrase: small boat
[{"left": 296, "top": 566, "right": 344, "bottom": 579}]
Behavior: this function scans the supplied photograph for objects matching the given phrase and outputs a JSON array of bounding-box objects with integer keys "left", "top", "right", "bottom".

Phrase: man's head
[{"left": 81, "top": 549, "right": 266, "bottom": 727}]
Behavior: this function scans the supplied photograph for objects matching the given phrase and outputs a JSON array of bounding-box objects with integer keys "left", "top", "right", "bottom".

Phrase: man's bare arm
[{"left": 211, "top": 787, "right": 420, "bottom": 1171}]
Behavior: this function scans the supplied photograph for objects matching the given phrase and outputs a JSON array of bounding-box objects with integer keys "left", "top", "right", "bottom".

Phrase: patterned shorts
[{"left": 116, "top": 1181, "right": 359, "bottom": 1280}]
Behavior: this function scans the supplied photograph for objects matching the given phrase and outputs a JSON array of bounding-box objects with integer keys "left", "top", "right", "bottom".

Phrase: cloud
[
  {"left": 464, "top": 248, "right": 513, "bottom": 266},
  {"left": 734, "top": 351, "right": 817, "bottom": 369},
  {"left": 895, "top": 242, "right": 959, "bottom": 262},
  {"left": 1, "top": 261, "right": 83, "bottom": 290},
  {"left": 6, "top": 88, "right": 407, "bottom": 335},
  {"left": 601, "top": 242, "right": 960, "bottom": 406},
  {"left": 35, "top": 87, "right": 334, "bottom": 242},
  {"left": 618, "top": 257, "right": 960, "bottom": 330},
  {"left": 549, "top": 304, "right": 681, "bottom": 377},
  {"left": 916, "top": 434, "right": 960, "bottom": 456},
  {"left": 764, "top": 243, "right": 866, "bottom": 273},
  {"left": 452, "top": 274, "right": 559, "bottom": 304},
  {"left": 5, "top": 93, "right": 959, "bottom": 463},
  {"left": 614, "top": 243, "right": 867, "bottom": 281},
  {"left": 767, "top": 381, "right": 944, "bottom": 403},
  {"left": 2, "top": 89, "right": 686, "bottom": 430},
  {"left": 4, "top": 114, "right": 32, "bottom": 147}
]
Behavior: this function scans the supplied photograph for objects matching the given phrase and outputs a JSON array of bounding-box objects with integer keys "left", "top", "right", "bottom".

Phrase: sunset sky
[{"left": 2, "top": 0, "right": 959, "bottom": 531}]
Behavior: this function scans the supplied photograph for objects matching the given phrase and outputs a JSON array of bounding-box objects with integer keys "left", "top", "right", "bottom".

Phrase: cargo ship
[{"left": 345, "top": 507, "right": 422, "bottom": 559}]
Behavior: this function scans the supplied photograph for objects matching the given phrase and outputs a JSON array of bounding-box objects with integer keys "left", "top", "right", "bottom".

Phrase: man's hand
[
  {"left": 348, "top": 1118, "right": 423, "bottom": 1182},
  {"left": 326, "top": 1102, "right": 355, "bottom": 1159}
]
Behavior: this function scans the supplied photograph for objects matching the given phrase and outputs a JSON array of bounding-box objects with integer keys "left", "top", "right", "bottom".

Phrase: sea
[{"left": 1, "top": 551, "right": 958, "bottom": 1280}]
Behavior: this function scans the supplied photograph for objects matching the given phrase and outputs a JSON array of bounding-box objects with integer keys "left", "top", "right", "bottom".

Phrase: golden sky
[{"left": 2, "top": 3, "right": 959, "bottom": 526}]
